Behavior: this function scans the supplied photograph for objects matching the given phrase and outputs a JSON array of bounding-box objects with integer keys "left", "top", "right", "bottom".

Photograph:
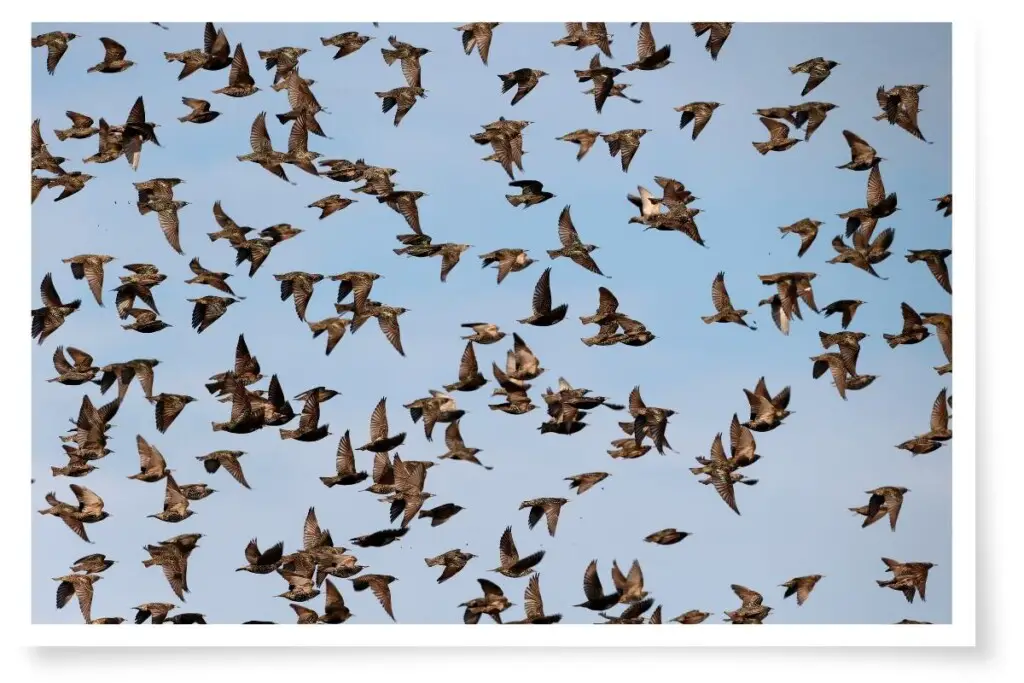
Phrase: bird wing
[
  {"left": 229, "top": 44, "right": 255, "bottom": 87},
  {"left": 628, "top": 385, "right": 646, "bottom": 417},
  {"left": 731, "top": 584, "right": 763, "bottom": 607},
  {"left": 524, "top": 574, "right": 544, "bottom": 619},
  {"left": 70, "top": 484, "right": 103, "bottom": 514},
  {"left": 760, "top": 116, "right": 790, "bottom": 140},
  {"left": 458, "top": 341, "right": 480, "bottom": 380},
  {"left": 372, "top": 451, "right": 393, "bottom": 485},
  {"left": 713, "top": 472, "right": 740, "bottom": 514},
  {"left": 335, "top": 430, "right": 356, "bottom": 474},
  {"left": 498, "top": 525, "right": 520, "bottom": 567},
  {"left": 369, "top": 579, "right": 396, "bottom": 621},
  {"left": 444, "top": 419, "right": 465, "bottom": 451},
  {"left": 369, "top": 397, "right": 390, "bottom": 442},
  {"left": 157, "top": 207, "right": 184, "bottom": 255},
  {"left": 302, "top": 507, "right": 323, "bottom": 551},
  {"left": 843, "top": 130, "right": 873, "bottom": 159},
  {"left": 900, "top": 302, "right": 923, "bottom": 330},
  {"left": 531, "top": 267, "right": 554, "bottom": 315},
  {"left": 52, "top": 346, "right": 72, "bottom": 374},
  {"left": 866, "top": 161, "right": 886, "bottom": 207},
  {"left": 925, "top": 254, "right": 952, "bottom": 294},
  {"left": 249, "top": 112, "right": 273, "bottom": 154},
  {"left": 931, "top": 388, "right": 949, "bottom": 431},
  {"left": 162, "top": 473, "right": 189, "bottom": 511},
  {"left": 297, "top": 392, "right": 321, "bottom": 431},
  {"left": 582, "top": 560, "right": 604, "bottom": 600},
  {"left": 100, "top": 37, "right": 127, "bottom": 62},
  {"left": 40, "top": 272, "right": 63, "bottom": 308},
  {"left": 74, "top": 578, "right": 95, "bottom": 623},
  {"left": 221, "top": 454, "right": 251, "bottom": 489},
  {"left": 636, "top": 22, "right": 656, "bottom": 60},
  {"left": 401, "top": 55, "right": 422, "bottom": 88},
  {"left": 711, "top": 271, "right": 733, "bottom": 312},
  {"left": 610, "top": 560, "right": 627, "bottom": 593},
  {"left": 377, "top": 313, "right": 405, "bottom": 356}
]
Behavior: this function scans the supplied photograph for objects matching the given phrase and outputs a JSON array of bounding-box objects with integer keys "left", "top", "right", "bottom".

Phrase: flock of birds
[{"left": 32, "top": 21, "right": 950, "bottom": 626}]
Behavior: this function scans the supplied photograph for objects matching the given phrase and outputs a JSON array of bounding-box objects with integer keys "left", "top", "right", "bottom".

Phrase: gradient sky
[{"left": 31, "top": 21, "right": 952, "bottom": 625}]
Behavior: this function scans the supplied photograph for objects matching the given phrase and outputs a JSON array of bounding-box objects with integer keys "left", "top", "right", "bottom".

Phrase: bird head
[{"left": 67, "top": 34, "right": 78, "bottom": 40}]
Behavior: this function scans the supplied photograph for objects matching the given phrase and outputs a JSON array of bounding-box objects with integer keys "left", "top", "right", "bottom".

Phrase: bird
[
  {"left": 601, "top": 129, "right": 650, "bottom": 172},
  {"left": 147, "top": 473, "right": 195, "bottom": 523},
  {"left": 380, "top": 35, "right": 431, "bottom": 88},
  {"left": 780, "top": 575, "right": 824, "bottom": 606},
  {"left": 308, "top": 195, "right": 356, "bottom": 220},
  {"left": 259, "top": 46, "right": 311, "bottom": 85},
  {"left": 645, "top": 528, "right": 690, "bottom": 545},
  {"left": 675, "top": 102, "right": 722, "bottom": 140},
  {"left": 692, "top": 22, "right": 733, "bottom": 60},
  {"left": 32, "top": 273, "right": 81, "bottom": 345},
  {"left": 789, "top": 58, "right": 839, "bottom": 96},
  {"left": 622, "top": 22, "right": 671, "bottom": 71},
  {"left": 54, "top": 573, "right": 103, "bottom": 623},
  {"left": 557, "top": 129, "right": 602, "bottom": 161},
  {"left": 822, "top": 299, "right": 866, "bottom": 329},
  {"left": 702, "top": 272, "right": 757, "bottom": 330},
  {"left": 460, "top": 578, "right": 512, "bottom": 624},
  {"left": 839, "top": 158, "right": 898, "bottom": 237},
  {"left": 491, "top": 526, "right": 545, "bottom": 578},
  {"left": 906, "top": 249, "right": 952, "bottom": 294},
  {"left": 743, "top": 377, "right": 794, "bottom": 432},
  {"left": 876, "top": 558, "right": 936, "bottom": 603},
  {"left": 237, "top": 112, "right": 293, "bottom": 184},
  {"left": 508, "top": 574, "right": 562, "bottom": 624},
  {"left": 280, "top": 392, "right": 331, "bottom": 442},
  {"left": 425, "top": 550, "right": 476, "bottom": 584},
  {"left": 779, "top": 219, "right": 822, "bottom": 258},
  {"left": 54, "top": 111, "right": 98, "bottom": 142},
  {"left": 499, "top": 68, "right": 548, "bottom": 106},
  {"left": 321, "top": 31, "right": 374, "bottom": 59},
  {"left": 33, "top": 31, "right": 78, "bottom": 75},
  {"left": 574, "top": 560, "right": 622, "bottom": 611},
  {"left": 933, "top": 194, "right": 952, "bottom": 217},
  {"left": 861, "top": 487, "right": 910, "bottom": 531},
  {"left": 574, "top": 53, "right": 624, "bottom": 114},
  {"left": 753, "top": 117, "right": 801, "bottom": 155},
  {"left": 552, "top": 23, "right": 613, "bottom": 57},
  {"left": 518, "top": 267, "right": 568, "bottom": 326},
  {"left": 724, "top": 584, "right": 772, "bottom": 624},
  {"left": 549, "top": 206, "right": 608, "bottom": 277},
  {"left": 87, "top": 38, "right": 135, "bottom": 74},
  {"left": 438, "top": 419, "right": 491, "bottom": 469},
  {"left": 376, "top": 86, "right": 427, "bottom": 127},
  {"left": 149, "top": 393, "right": 196, "bottom": 433},
  {"left": 349, "top": 574, "right": 398, "bottom": 622},
  {"left": 519, "top": 498, "right": 568, "bottom": 537},
  {"left": 877, "top": 84, "right": 930, "bottom": 142},
  {"left": 883, "top": 302, "right": 931, "bottom": 348},
  {"left": 479, "top": 248, "right": 534, "bottom": 284},
  {"left": 837, "top": 130, "right": 882, "bottom": 170},
  {"left": 418, "top": 503, "right": 465, "bottom": 527},
  {"left": 189, "top": 296, "right": 240, "bottom": 334},
  {"left": 127, "top": 435, "right": 170, "bottom": 483},
  {"left": 196, "top": 450, "right": 251, "bottom": 489},
  {"left": 38, "top": 484, "right": 110, "bottom": 543},
  {"left": 357, "top": 397, "right": 407, "bottom": 453}
]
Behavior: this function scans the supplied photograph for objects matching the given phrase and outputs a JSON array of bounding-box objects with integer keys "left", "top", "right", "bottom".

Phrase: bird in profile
[
  {"left": 39, "top": 484, "right": 110, "bottom": 543},
  {"left": 499, "top": 68, "right": 548, "bottom": 106},
  {"left": 743, "top": 376, "right": 793, "bottom": 432},
  {"left": 884, "top": 302, "right": 930, "bottom": 348},
  {"left": 357, "top": 397, "right": 407, "bottom": 453},
  {"left": 460, "top": 322, "right": 506, "bottom": 345},
  {"left": 780, "top": 575, "right": 824, "bottom": 606},
  {"left": 860, "top": 486, "right": 910, "bottom": 531},
  {"left": 779, "top": 218, "right": 822, "bottom": 258},
  {"left": 877, "top": 84, "right": 930, "bottom": 142},
  {"left": 460, "top": 578, "right": 512, "bottom": 624},
  {"left": 905, "top": 249, "right": 952, "bottom": 294},
  {"left": 574, "top": 560, "right": 622, "bottom": 611},
  {"left": 54, "top": 573, "right": 103, "bottom": 623},
  {"left": 127, "top": 435, "right": 170, "bottom": 483},
  {"left": 702, "top": 272, "right": 757, "bottom": 330},
  {"left": 70, "top": 554, "right": 116, "bottom": 574},
  {"left": 349, "top": 574, "right": 398, "bottom": 622},
  {"left": 236, "top": 539, "right": 285, "bottom": 574},
  {"left": 147, "top": 473, "right": 195, "bottom": 523},
  {"left": 557, "top": 129, "right": 602, "bottom": 161},
  {"left": 753, "top": 117, "right": 801, "bottom": 155},
  {"left": 308, "top": 195, "right": 355, "bottom": 220},
  {"left": 87, "top": 38, "right": 135, "bottom": 74},
  {"left": 438, "top": 419, "right": 491, "bottom": 469},
  {"left": 575, "top": 53, "right": 624, "bottom": 114},
  {"left": 61, "top": 254, "right": 114, "bottom": 307},
  {"left": 933, "top": 194, "right": 952, "bottom": 217},
  {"left": 789, "top": 58, "right": 839, "bottom": 96},
  {"left": 376, "top": 86, "right": 427, "bottom": 127},
  {"left": 321, "top": 32, "right": 374, "bottom": 59},
  {"left": 443, "top": 341, "right": 488, "bottom": 393},
  {"left": 549, "top": 206, "right": 608, "bottom": 277},
  {"left": 518, "top": 267, "right": 569, "bottom": 327},
  {"left": 418, "top": 503, "right": 465, "bottom": 527},
  {"left": 724, "top": 584, "right": 772, "bottom": 624},
  {"left": 691, "top": 22, "right": 733, "bottom": 60},
  {"left": 675, "top": 102, "right": 722, "bottom": 140},
  {"left": 33, "top": 273, "right": 81, "bottom": 346},
  {"left": 645, "top": 528, "right": 690, "bottom": 545},
  {"left": 196, "top": 450, "right": 251, "bottom": 489},
  {"left": 876, "top": 558, "right": 935, "bottom": 603},
  {"left": 611, "top": 559, "right": 648, "bottom": 604},
  {"left": 33, "top": 31, "right": 78, "bottom": 75},
  {"left": 275, "top": 271, "right": 324, "bottom": 322},
  {"left": 622, "top": 22, "right": 671, "bottom": 71},
  {"left": 54, "top": 111, "right": 98, "bottom": 141},
  {"left": 189, "top": 296, "right": 239, "bottom": 334},
  {"left": 628, "top": 386, "right": 676, "bottom": 454},
  {"left": 238, "top": 112, "right": 293, "bottom": 184},
  {"left": 259, "top": 46, "right": 311, "bottom": 85},
  {"left": 507, "top": 574, "right": 562, "bottom": 624},
  {"left": 133, "top": 603, "right": 177, "bottom": 624},
  {"left": 837, "top": 130, "right": 882, "bottom": 170},
  {"left": 491, "top": 526, "right": 545, "bottom": 578},
  {"left": 479, "top": 248, "right": 534, "bottom": 284},
  {"left": 425, "top": 550, "right": 476, "bottom": 584},
  {"left": 519, "top": 498, "right": 568, "bottom": 537},
  {"left": 280, "top": 392, "right": 331, "bottom": 442},
  {"left": 601, "top": 129, "right": 650, "bottom": 172},
  {"left": 380, "top": 35, "right": 431, "bottom": 88},
  {"left": 822, "top": 299, "right": 865, "bottom": 329},
  {"left": 213, "top": 44, "right": 260, "bottom": 98},
  {"left": 505, "top": 180, "right": 554, "bottom": 209},
  {"left": 828, "top": 228, "right": 893, "bottom": 280},
  {"left": 553, "top": 23, "right": 613, "bottom": 58},
  {"left": 149, "top": 393, "right": 196, "bottom": 434},
  {"left": 456, "top": 23, "right": 500, "bottom": 65}
]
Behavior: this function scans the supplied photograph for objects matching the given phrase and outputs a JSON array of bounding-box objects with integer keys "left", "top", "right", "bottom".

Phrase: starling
[
  {"left": 906, "top": 249, "right": 952, "bottom": 294},
  {"left": 54, "top": 573, "right": 103, "bottom": 623},
  {"left": 778, "top": 218, "right": 822, "bottom": 258},
  {"left": 321, "top": 32, "right": 373, "bottom": 59},
  {"left": 237, "top": 112, "right": 293, "bottom": 184},
  {"left": 508, "top": 574, "right": 562, "bottom": 624},
  {"left": 644, "top": 528, "right": 690, "bottom": 545},
  {"left": 791, "top": 100, "right": 840, "bottom": 141},
  {"left": 349, "top": 574, "right": 398, "bottom": 621},
  {"left": 933, "top": 194, "right": 952, "bottom": 217},
  {"left": 810, "top": 353, "right": 854, "bottom": 400},
  {"left": 743, "top": 377, "right": 793, "bottom": 432},
  {"left": 258, "top": 46, "right": 311, "bottom": 85},
  {"left": 70, "top": 553, "right": 116, "bottom": 574},
  {"left": 877, "top": 84, "right": 930, "bottom": 142},
  {"left": 213, "top": 43, "right": 260, "bottom": 98},
  {"left": 32, "top": 273, "right": 81, "bottom": 346},
  {"left": 673, "top": 610, "right": 711, "bottom": 624},
  {"left": 274, "top": 271, "right": 324, "bottom": 322},
  {"left": 54, "top": 111, "right": 98, "bottom": 141},
  {"left": 306, "top": 317, "right": 349, "bottom": 356},
  {"left": 819, "top": 331, "right": 868, "bottom": 377},
  {"left": 504, "top": 180, "right": 554, "bottom": 209},
  {"left": 235, "top": 539, "right": 285, "bottom": 574},
  {"left": 499, "top": 68, "right": 548, "bottom": 106},
  {"left": 839, "top": 158, "right": 898, "bottom": 237},
  {"left": 583, "top": 82, "right": 642, "bottom": 105},
  {"left": 876, "top": 558, "right": 936, "bottom": 603},
  {"left": 418, "top": 503, "right": 465, "bottom": 527},
  {"left": 378, "top": 190, "right": 427, "bottom": 234},
  {"left": 548, "top": 206, "right": 608, "bottom": 277},
  {"left": 443, "top": 341, "right": 488, "bottom": 393},
  {"left": 176, "top": 97, "right": 220, "bottom": 125},
  {"left": 753, "top": 117, "right": 801, "bottom": 155},
  {"left": 280, "top": 392, "right": 331, "bottom": 442},
  {"left": 491, "top": 526, "right": 544, "bottom": 578},
  {"left": 33, "top": 31, "right": 78, "bottom": 75},
  {"left": 701, "top": 272, "right": 757, "bottom": 329},
  {"left": 883, "top": 302, "right": 930, "bottom": 348},
  {"left": 611, "top": 560, "right": 648, "bottom": 604},
  {"left": 789, "top": 58, "right": 839, "bottom": 96},
  {"left": 196, "top": 450, "right": 251, "bottom": 489},
  {"left": 724, "top": 584, "right": 772, "bottom": 624},
  {"left": 38, "top": 484, "right": 110, "bottom": 543},
  {"left": 628, "top": 386, "right": 676, "bottom": 454},
  {"left": 692, "top": 22, "right": 733, "bottom": 60},
  {"left": 308, "top": 195, "right": 356, "bottom": 220},
  {"left": 147, "top": 473, "right": 194, "bottom": 523},
  {"left": 119, "top": 96, "right": 160, "bottom": 172},
  {"left": 552, "top": 23, "right": 613, "bottom": 58},
  {"left": 557, "top": 129, "right": 602, "bottom": 161},
  {"left": 861, "top": 486, "right": 910, "bottom": 532},
  {"left": 319, "top": 431, "right": 368, "bottom": 488},
  {"left": 896, "top": 436, "right": 942, "bottom": 457},
  {"left": 380, "top": 35, "right": 431, "bottom": 88},
  {"left": 920, "top": 313, "right": 952, "bottom": 375},
  {"left": 518, "top": 267, "right": 568, "bottom": 326},
  {"left": 437, "top": 419, "right": 491, "bottom": 469},
  {"left": 87, "top": 38, "right": 135, "bottom": 74},
  {"left": 622, "top": 22, "right": 671, "bottom": 71},
  {"left": 460, "top": 322, "right": 506, "bottom": 345},
  {"left": 185, "top": 257, "right": 239, "bottom": 297},
  {"left": 827, "top": 228, "right": 894, "bottom": 280},
  {"left": 426, "top": 550, "right": 477, "bottom": 584},
  {"left": 456, "top": 23, "right": 500, "bottom": 65},
  {"left": 149, "top": 393, "right": 196, "bottom": 434},
  {"left": 837, "top": 130, "right": 882, "bottom": 170},
  {"left": 133, "top": 602, "right": 177, "bottom": 625},
  {"left": 822, "top": 299, "right": 865, "bottom": 329},
  {"left": 920, "top": 387, "right": 952, "bottom": 442},
  {"left": 356, "top": 397, "right": 407, "bottom": 453},
  {"left": 574, "top": 560, "right": 622, "bottom": 611},
  {"left": 479, "top": 248, "right": 534, "bottom": 284},
  {"left": 675, "top": 102, "right": 722, "bottom": 141},
  {"left": 276, "top": 69, "right": 330, "bottom": 139},
  {"left": 601, "top": 129, "right": 650, "bottom": 172},
  {"left": 574, "top": 54, "right": 624, "bottom": 114},
  {"left": 127, "top": 434, "right": 170, "bottom": 483},
  {"left": 179, "top": 484, "right": 216, "bottom": 501},
  {"left": 460, "top": 578, "right": 512, "bottom": 624},
  {"left": 189, "top": 296, "right": 239, "bottom": 334},
  {"left": 40, "top": 172, "right": 95, "bottom": 203},
  {"left": 780, "top": 575, "right": 824, "bottom": 606},
  {"left": 519, "top": 498, "right": 568, "bottom": 537}
]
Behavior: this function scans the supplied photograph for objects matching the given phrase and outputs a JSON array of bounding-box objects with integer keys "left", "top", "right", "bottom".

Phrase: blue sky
[{"left": 31, "top": 22, "right": 952, "bottom": 625}]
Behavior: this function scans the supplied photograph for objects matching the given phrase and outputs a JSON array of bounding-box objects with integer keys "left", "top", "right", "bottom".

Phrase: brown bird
[
  {"left": 702, "top": 272, "right": 757, "bottom": 330},
  {"left": 921, "top": 312, "right": 952, "bottom": 375},
  {"left": 828, "top": 228, "right": 894, "bottom": 280},
  {"left": 307, "top": 316, "right": 350, "bottom": 356},
  {"left": 753, "top": 117, "right": 801, "bottom": 155},
  {"left": 378, "top": 190, "right": 427, "bottom": 234},
  {"left": 779, "top": 219, "right": 822, "bottom": 258},
  {"left": 906, "top": 249, "right": 952, "bottom": 294},
  {"left": 38, "top": 172, "right": 95, "bottom": 203},
  {"left": 743, "top": 376, "right": 793, "bottom": 433},
  {"left": 39, "top": 484, "right": 110, "bottom": 543},
  {"left": 189, "top": 296, "right": 239, "bottom": 334},
  {"left": 675, "top": 102, "right": 722, "bottom": 141},
  {"left": 61, "top": 254, "right": 114, "bottom": 308},
  {"left": 518, "top": 267, "right": 568, "bottom": 326},
  {"left": 238, "top": 112, "right": 293, "bottom": 184},
  {"left": 309, "top": 195, "right": 356, "bottom": 220},
  {"left": 673, "top": 610, "right": 711, "bottom": 624},
  {"left": 119, "top": 96, "right": 161, "bottom": 171},
  {"left": 70, "top": 553, "right": 115, "bottom": 574},
  {"left": 321, "top": 31, "right": 374, "bottom": 59},
  {"left": 276, "top": 69, "right": 330, "bottom": 139},
  {"left": 259, "top": 46, "right": 311, "bottom": 85},
  {"left": 381, "top": 35, "right": 431, "bottom": 88},
  {"left": 553, "top": 23, "right": 613, "bottom": 58},
  {"left": 574, "top": 560, "right": 622, "bottom": 611},
  {"left": 147, "top": 473, "right": 194, "bottom": 523},
  {"left": 839, "top": 158, "right": 898, "bottom": 237},
  {"left": 622, "top": 22, "right": 671, "bottom": 71},
  {"left": 549, "top": 206, "right": 608, "bottom": 277},
  {"left": 127, "top": 435, "right": 170, "bottom": 483},
  {"left": 877, "top": 84, "right": 930, "bottom": 142},
  {"left": 349, "top": 574, "right": 398, "bottom": 621},
  {"left": 319, "top": 431, "right": 368, "bottom": 488},
  {"left": 133, "top": 602, "right": 177, "bottom": 624},
  {"left": 508, "top": 574, "right": 562, "bottom": 624},
  {"left": 275, "top": 271, "right": 323, "bottom": 322},
  {"left": 884, "top": 302, "right": 930, "bottom": 348},
  {"left": 933, "top": 194, "right": 952, "bottom": 217},
  {"left": 357, "top": 397, "right": 407, "bottom": 453},
  {"left": 645, "top": 528, "right": 690, "bottom": 545},
  {"left": 207, "top": 200, "right": 253, "bottom": 244},
  {"left": 583, "top": 82, "right": 642, "bottom": 105},
  {"left": 425, "top": 550, "right": 477, "bottom": 584},
  {"left": 575, "top": 53, "right": 624, "bottom": 114},
  {"left": 692, "top": 22, "right": 733, "bottom": 61},
  {"left": 628, "top": 386, "right": 676, "bottom": 454},
  {"left": 54, "top": 573, "right": 103, "bottom": 623},
  {"left": 330, "top": 270, "right": 382, "bottom": 311},
  {"left": 376, "top": 86, "right": 427, "bottom": 126},
  {"left": 437, "top": 419, "right": 491, "bottom": 469},
  {"left": 479, "top": 248, "right": 534, "bottom": 284},
  {"left": 460, "top": 578, "right": 512, "bottom": 624},
  {"left": 87, "top": 37, "right": 135, "bottom": 74},
  {"left": 456, "top": 23, "right": 500, "bottom": 65},
  {"left": 149, "top": 393, "right": 196, "bottom": 433},
  {"left": 876, "top": 558, "right": 935, "bottom": 603},
  {"left": 601, "top": 129, "right": 650, "bottom": 172},
  {"left": 822, "top": 299, "right": 865, "bottom": 329},
  {"left": 837, "top": 130, "right": 882, "bottom": 170},
  {"left": 213, "top": 43, "right": 260, "bottom": 97},
  {"left": 32, "top": 273, "right": 81, "bottom": 346},
  {"left": 810, "top": 352, "right": 854, "bottom": 400},
  {"left": 186, "top": 257, "right": 240, "bottom": 297},
  {"left": 178, "top": 97, "right": 220, "bottom": 124},
  {"left": 34, "top": 31, "right": 78, "bottom": 75},
  {"left": 460, "top": 322, "right": 506, "bottom": 346},
  {"left": 862, "top": 486, "right": 910, "bottom": 531},
  {"left": 789, "top": 58, "right": 839, "bottom": 96},
  {"left": 443, "top": 341, "right": 488, "bottom": 393},
  {"left": 780, "top": 575, "right": 824, "bottom": 606},
  {"left": 196, "top": 450, "right": 251, "bottom": 489},
  {"left": 724, "top": 584, "right": 772, "bottom": 624},
  {"left": 418, "top": 503, "right": 465, "bottom": 527},
  {"left": 505, "top": 180, "right": 555, "bottom": 209},
  {"left": 499, "top": 68, "right": 548, "bottom": 106},
  {"left": 236, "top": 539, "right": 285, "bottom": 574},
  {"left": 491, "top": 526, "right": 545, "bottom": 578},
  {"left": 557, "top": 129, "right": 602, "bottom": 161},
  {"left": 519, "top": 498, "right": 568, "bottom": 537},
  {"left": 280, "top": 392, "right": 331, "bottom": 442}
]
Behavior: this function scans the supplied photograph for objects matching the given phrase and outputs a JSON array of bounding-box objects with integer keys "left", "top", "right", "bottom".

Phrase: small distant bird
[
  {"left": 236, "top": 539, "right": 285, "bottom": 574},
  {"left": 178, "top": 97, "right": 220, "bottom": 124},
  {"left": 54, "top": 111, "right": 99, "bottom": 141},
  {"left": 351, "top": 528, "right": 408, "bottom": 548},
  {"left": 701, "top": 272, "right": 757, "bottom": 330},
  {"left": 189, "top": 296, "right": 239, "bottom": 334},
  {"left": 743, "top": 376, "right": 793, "bottom": 432},
  {"left": 437, "top": 419, "right": 490, "bottom": 469},
  {"left": 307, "top": 317, "right": 350, "bottom": 356},
  {"left": 519, "top": 267, "right": 569, "bottom": 326},
  {"left": 828, "top": 229, "right": 893, "bottom": 280},
  {"left": 508, "top": 574, "right": 562, "bottom": 624},
  {"left": 675, "top": 102, "right": 722, "bottom": 140},
  {"left": 380, "top": 35, "right": 431, "bottom": 88},
  {"left": 557, "top": 129, "right": 602, "bottom": 161},
  {"left": 357, "top": 397, "right": 407, "bottom": 453},
  {"left": 933, "top": 194, "right": 952, "bottom": 217},
  {"left": 691, "top": 22, "right": 733, "bottom": 61},
  {"left": 196, "top": 450, "right": 251, "bottom": 489},
  {"left": 753, "top": 117, "right": 801, "bottom": 155},
  {"left": 584, "top": 82, "right": 642, "bottom": 105},
  {"left": 133, "top": 602, "right": 176, "bottom": 624},
  {"left": 673, "top": 610, "right": 711, "bottom": 624},
  {"left": 33, "top": 31, "right": 78, "bottom": 75},
  {"left": 54, "top": 573, "right": 103, "bottom": 623},
  {"left": 149, "top": 393, "right": 196, "bottom": 433},
  {"left": 921, "top": 313, "right": 952, "bottom": 375},
  {"left": 574, "top": 560, "right": 622, "bottom": 611},
  {"left": 519, "top": 498, "right": 568, "bottom": 537},
  {"left": 456, "top": 23, "right": 500, "bottom": 65},
  {"left": 884, "top": 302, "right": 930, "bottom": 348},
  {"left": 491, "top": 526, "right": 545, "bottom": 578},
  {"left": 505, "top": 180, "right": 554, "bottom": 208},
  {"left": 48, "top": 346, "right": 98, "bottom": 386},
  {"left": 185, "top": 257, "right": 239, "bottom": 297},
  {"left": 38, "top": 172, "right": 95, "bottom": 203},
  {"left": 425, "top": 550, "right": 476, "bottom": 584},
  {"left": 779, "top": 218, "right": 822, "bottom": 258},
  {"left": 876, "top": 557, "right": 935, "bottom": 603},
  {"left": 259, "top": 46, "right": 311, "bottom": 85},
  {"left": 62, "top": 254, "right": 114, "bottom": 307},
  {"left": 376, "top": 86, "right": 427, "bottom": 127},
  {"left": 645, "top": 528, "right": 690, "bottom": 545},
  {"left": 237, "top": 112, "right": 293, "bottom": 184},
  {"left": 120, "top": 96, "right": 161, "bottom": 172},
  {"left": 479, "top": 248, "right": 534, "bottom": 284},
  {"left": 628, "top": 385, "right": 676, "bottom": 454},
  {"left": 905, "top": 249, "right": 952, "bottom": 294},
  {"left": 553, "top": 23, "right": 613, "bottom": 58},
  {"left": 460, "top": 578, "right": 512, "bottom": 624},
  {"left": 320, "top": 431, "right": 368, "bottom": 489},
  {"left": 499, "top": 68, "right": 548, "bottom": 106},
  {"left": 147, "top": 473, "right": 194, "bottom": 523},
  {"left": 549, "top": 206, "right": 608, "bottom": 277},
  {"left": 213, "top": 44, "right": 260, "bottom": 98},
  {"left": 378, "top": 189, "right": 427, "bottom": 234},
  {"left": 443, "top": 341, "right": 488, "bottom": 393},
  {"left": 461, "top": 322, "right": 506, "bottom": 345},
  {"left": 349, "top": 574, "right": 398, "bottom": 622},
  {"left": 575, "top": 53, "right": 624, "bottom": 114},
  {"left": 127, "top": 435, "right": 169, "bottom": 483},
  {"left": 280, "top": 392, "right": 331, "bottom": 442},
  {"left": 822, "top": 299, "right": 865, "bottom": 329},
  {"left": 810, "top": 352, "right": 854, "bottom": 400},
  {"left": 71, "top": 553, "right": 115, "bottom": 574},
  {"left": 86, "top": 38, "right": 135, "bottom": 74},
  {"left": 789, "top": 58, "right": 839, "bottom": 96},
  {"left": 602, "top": 129, "right": 650, "bottom": 172},
  {"left": 418, "top": 503, "right": 465, "bottom": 527},
  {"left": 837, "top": 130, "right": 882, "bottom": 170},
  {"left": 33, "top": 273, "right": 81, "bottom": 346},
  {"left": 861, "top": 486, "right": 910, "bottom": 531},
  {"left": 622, "top": 22, "right": 671, "bottom": 71},
  {"left": 275, "top": 271, "right": 324, "bottom": 322},
  {"left": 39, "top": 484, "right": 110, "bottom": 543},
  {"left": 309, "top": 195, "right": 355, "bottom": 220},
  {"left": 321, "top": 32, "right": 373, "bottom": 60},
  {"left": 780, "top": 575, "right": 824, "bottom": 606},
  {"left": 724, "top": 584, "right": 772, "bottom": 624},
  {"left": 877, "top": 84, "right": 930, "bottom": 142}
]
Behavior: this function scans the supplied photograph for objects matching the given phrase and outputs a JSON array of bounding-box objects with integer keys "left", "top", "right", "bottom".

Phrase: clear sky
[{"left": 31, "top": 21, "right": 952, "bottom": 625}]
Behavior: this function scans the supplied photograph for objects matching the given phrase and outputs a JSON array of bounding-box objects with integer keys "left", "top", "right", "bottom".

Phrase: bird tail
[
  {"left": 581, "top": 337, "right": 596, "bottom": 347},
  {"left": 752, "top": 141, "right": 771, "bottom": 156},
  {"left": 788, "top": 64, "right": 800, "bottom": 74},
  {"left": 442, "top": 382, "right": 458, "bottom": 392},
  {"left": 280, "top": 429, "right": 295, "bottom": 440},
  {"left": 381, "top": 48, "right": 398, "bottom": 66},
  {"left": 50, "top": 466, "right": 63, "bottom": 477},
  {"left": 211, "top": 421, "right": 224, "bottom": 432},
  {"left": 308, "top": 322, "right": 325, "bottom": 338},
  {"left": 163, "top": 52, "right": 182, "bottom": 62},
  {"left": 319, "top": 476, "right": 336, "bottom": 488},
  {"left": 883, "top": 334, "right": 899, "bottom": 348},
  {"left": 320, "top": 37, "right": 332, "bottom": 46},
  {"left": 700, "top": 316, "right": 716, "bottom": 324},
  {"left": 53, "top": 129, "right": 70, "bottom": 142},
  {"left": 573, "top": 70, "right": 591, "bottom": 82},
  {"left": 778, "top": 226, "right": 794, "bottom": 236},
  {"left": 276, "top": 112, "right": 296, "bottom": 125},
  {"left": 546, "top": 249, "right": 562, "bottom": 260},
  {"left": 408, "top": 406, "right": 423, "bottom": 423},
  {"left": 689, "top": 467, "right": 705, "bottom": 475},
  {"left": 424, "top": 557, "right": 441, "bottom": 567},
  {"left": 142, "top": 558, "right": 155, "bottom": 568},
  {"left": 506, "top": 194, "right": 524, "bottom": 207},
  {"left": 876, "top": 579, "right": 891, "bottom": 588}
]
